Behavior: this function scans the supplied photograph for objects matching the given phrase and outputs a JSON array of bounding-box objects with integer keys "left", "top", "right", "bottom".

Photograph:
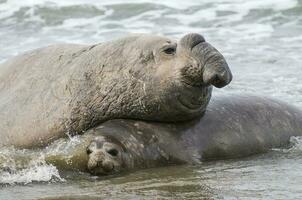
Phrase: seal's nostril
[
  {"left": 211, "top": 74, "right": 230, "bottom": 88},
  {"left": 203, "top": 60, "right": 232, "bottom": 88}
]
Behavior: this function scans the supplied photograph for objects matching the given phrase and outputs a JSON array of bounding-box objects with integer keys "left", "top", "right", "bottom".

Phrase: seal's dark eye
[
  {"left": 86, "top": 148, "right": 92, "bottom": 155},
  {"left": 163, "top": 47, "right": 176, "bottom": 55},
  {"left": 107, "top": 149, "right": 119, "bottom": 157}
]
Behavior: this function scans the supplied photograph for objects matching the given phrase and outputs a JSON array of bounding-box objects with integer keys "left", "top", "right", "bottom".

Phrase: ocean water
[{"left": 0, "top": 0, "right": 302, "bottom": 199}]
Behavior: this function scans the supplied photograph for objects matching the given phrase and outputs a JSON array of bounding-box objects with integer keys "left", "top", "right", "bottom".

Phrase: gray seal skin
[
  {"left": 45, "top": 94, "right": 302, "bottom": 175},
  {"left": 0, "top": 33, "right": 232, "bottom": 148}
]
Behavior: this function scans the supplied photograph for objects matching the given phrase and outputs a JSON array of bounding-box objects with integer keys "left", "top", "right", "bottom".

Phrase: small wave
[
  {"left": 287, "top": 136, "right": 302, "bottom": 151},
  {"left": 0, "top": 135, "right": 87, "bottom": 185},
  {"left": 44, "top": 134, "right": 82, "bottom": 155},
  {"left": 0, "top": 158, "right": 64, "bottom": 185},
  {"left": 272, "top": 136, "right": 302, "bottom": 153},
  {"left": 0, "top": 147, "right": 65, "bottom": 185}
]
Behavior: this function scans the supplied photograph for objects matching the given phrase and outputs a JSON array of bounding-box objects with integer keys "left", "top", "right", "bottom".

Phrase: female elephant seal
[
  {"left": 45, "top": 94, "right": 302, "bottom": 175},
  {"left": 0, "top": 33, "right": 232, "bottom": 148}
]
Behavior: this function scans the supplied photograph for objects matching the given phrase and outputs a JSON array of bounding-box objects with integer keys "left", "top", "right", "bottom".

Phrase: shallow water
[
  {"left": 1, "top": 0, "right": 302, "bottom": 199},
  {"left": 1, "top": 138, "right": 302, "bottom": 200}
]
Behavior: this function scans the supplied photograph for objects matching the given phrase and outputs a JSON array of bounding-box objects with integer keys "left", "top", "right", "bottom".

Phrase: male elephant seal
[
  {"left": 45, "top": 94, "right": 302, "bottom": 175},
  {"left": 0, "top": 33, "right": 232, "bottom": 148}
]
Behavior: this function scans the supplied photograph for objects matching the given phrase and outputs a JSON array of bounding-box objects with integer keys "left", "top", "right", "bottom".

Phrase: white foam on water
[
  {"left": 287, "top": 136, "right": 302, "bottom": 152},
  {"left": 0, "top": 134, "right": 90, "bottom": 185},
  {"left": 0, "top": 157, "right": 64, "bottom": 185},
  {"left": 44, "top": 135, "right": 82, "bottom": 156},
  {"left": 0, "top": 0, "right": 301, "bottom": 65},
  {"left": 272, "top": 136, "right": 302, "bottom": 153},
  {"left": 0, "top": 146, "right": 67, "bottom": 185},
  {"left": 280, "top": 35, "right": 302, "bottom": 42},
  {"left": 212, "top": 0, "right": 298, "bottom": 14}
]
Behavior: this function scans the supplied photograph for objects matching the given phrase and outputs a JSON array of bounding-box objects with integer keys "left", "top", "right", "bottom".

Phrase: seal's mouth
[
  {"left": 88, "top": 164, "right": 117, "bottom": 176},
  {"left": 177, "top": 96, "right": 202, "bottom": 110},
  {"left": 90, "top": 170, "right": 113, "bottom": 176},
  {"left": 176, "top": 84, "right": 211, "bottom": 112}
]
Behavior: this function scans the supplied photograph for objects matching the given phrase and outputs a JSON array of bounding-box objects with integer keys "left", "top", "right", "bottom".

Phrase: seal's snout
[
  {"left": 179, "top": 33, "right": 232, "bottom": 88},
  {"left": 203, "top": 61, "right": 232, "bottom": 88},
  {"left": 87, "top": 150, "right": 115, "bottom": 174},
  {"left": 86, "top": 137, "right": 124, "bottom": 176}
]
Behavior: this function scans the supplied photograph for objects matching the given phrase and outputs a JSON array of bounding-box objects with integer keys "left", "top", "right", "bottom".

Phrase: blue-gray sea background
[{"left": 0, "top": 0, "right": 302, "bottom": 199}]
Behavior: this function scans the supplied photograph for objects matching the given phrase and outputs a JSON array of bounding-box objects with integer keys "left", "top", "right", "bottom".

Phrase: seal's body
[
  {"left": 45, "top": 94, "right": 302, "bottom": 175},
  {"left": 0, "top": 33, "right": 232, "bottom": 148}
]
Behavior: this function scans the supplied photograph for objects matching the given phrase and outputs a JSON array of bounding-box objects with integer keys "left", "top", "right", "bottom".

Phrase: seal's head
[
  {"left": 106, "top": 33, "right": 233, "bottom": 122},
  {"left": 84, "top": 120, "right": 189, "bottom": 176},
  {"left": 86, "top": 135, "right": 129, "bottom": 175}
]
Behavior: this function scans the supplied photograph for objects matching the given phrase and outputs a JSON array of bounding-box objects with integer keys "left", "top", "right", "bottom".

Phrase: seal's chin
[
  {"left": 177, "top": 95, "right": 204, "bottom": 110},
  {"left": 176, "top": 85, "right": 212, "bottom": 113}
]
